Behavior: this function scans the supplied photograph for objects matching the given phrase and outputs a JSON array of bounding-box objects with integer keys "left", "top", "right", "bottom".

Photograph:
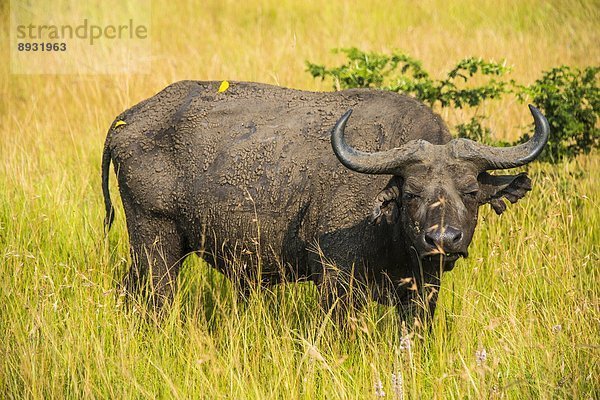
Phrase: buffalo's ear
[
  {"left": 371, "top": 178, "right": 401, "bottom": 225},
  {"left": 478, "top": 172, "right": 532, "bottom": 215}
]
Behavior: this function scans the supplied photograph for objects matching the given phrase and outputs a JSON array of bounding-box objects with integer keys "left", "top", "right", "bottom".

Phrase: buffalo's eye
[{"left": 403, "top": 192, "right": 421, "bottom": 200}]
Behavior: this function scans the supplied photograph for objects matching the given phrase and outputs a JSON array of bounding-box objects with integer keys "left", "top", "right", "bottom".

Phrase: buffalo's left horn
[
  {"left": 331, "top": 109, "right": 431, "bottom": 174},
  {"left": 450, "top": 105, "right": 550, "bottom": 170}
]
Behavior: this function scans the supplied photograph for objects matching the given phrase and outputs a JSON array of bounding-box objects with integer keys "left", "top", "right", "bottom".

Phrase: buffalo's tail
[{"left": 102, "top": 136, "right": 114, "bottom": 233}]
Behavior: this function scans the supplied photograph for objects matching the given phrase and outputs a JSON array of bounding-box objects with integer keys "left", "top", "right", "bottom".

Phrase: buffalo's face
[
  {"left": 372, "top": 157, "right": 534, "bottom": 271},
  {"left": 331, "top": 106, "right": 549, "bottom": 273},
  {"left": 398, "top": 160, "right": 480, "bottom": 271}
]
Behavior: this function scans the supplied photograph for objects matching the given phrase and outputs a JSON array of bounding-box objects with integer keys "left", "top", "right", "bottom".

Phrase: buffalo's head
[{"left": 331, "top": 105, "right": 549, "bottom": 272}]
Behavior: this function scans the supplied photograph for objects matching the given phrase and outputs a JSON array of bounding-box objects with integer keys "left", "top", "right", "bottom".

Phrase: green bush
[
  {"left": 307, "top": 48, "right": 510, "bottom": 144},
  {"left": 307, "top": 48, "right": 599, "bottom": 162},
  {"left": 307, "top": 48, "right": 510, "bottom": 108},
  {"left": 518, "top": 66, "right": 599, "bottom": 162},
  {"left": 454, "top": 116, "right": 509, "bottom": 147}
]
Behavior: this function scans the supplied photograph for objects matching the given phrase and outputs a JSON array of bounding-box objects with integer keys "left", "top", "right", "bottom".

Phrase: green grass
[{"left": 1, "top": 0, "right": 599, "bottom": 398}]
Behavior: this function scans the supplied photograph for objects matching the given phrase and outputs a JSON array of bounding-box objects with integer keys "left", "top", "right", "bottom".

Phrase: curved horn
[
  {"left": 331, "top": 109, "right": 430, "bottom": 175},
  {"left": 450, "top": 105, "right": 550, "bottom": 170}
]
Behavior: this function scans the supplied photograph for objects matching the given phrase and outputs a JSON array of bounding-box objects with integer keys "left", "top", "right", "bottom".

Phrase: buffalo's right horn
[{"left": 331, "top": 109, "right": 431, "bottom": 175}]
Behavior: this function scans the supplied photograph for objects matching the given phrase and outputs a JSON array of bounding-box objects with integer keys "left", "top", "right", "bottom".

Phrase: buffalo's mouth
[{"left": 420, "top": 251, "right": 468, "bottom": 268}]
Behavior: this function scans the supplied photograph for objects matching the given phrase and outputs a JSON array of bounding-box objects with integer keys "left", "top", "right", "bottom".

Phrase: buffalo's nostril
[
  {"left": 425, "top": 232, "right": 437, "bottom": 248},
  {"left": 448, "top": 227, "right": 463, "bottom": 244},
  {"left": 423, "top": 226, "right": 463, "bottom": 251}
]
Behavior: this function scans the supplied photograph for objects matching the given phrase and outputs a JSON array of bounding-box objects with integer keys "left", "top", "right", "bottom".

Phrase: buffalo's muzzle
[{"left": 420, "top": 225, "right": 468, "bottom": 260}]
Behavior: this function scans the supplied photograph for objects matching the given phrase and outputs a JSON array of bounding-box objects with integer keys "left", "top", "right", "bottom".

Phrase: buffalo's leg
[
  {"left": 397, "top": 279, "right": 440, "bottom": 329},
  {"left": 316, "top": 267, "right": 365, "bottom": 324},
  {"left": 122, "top": 213, "right": 187, "bottom": 310}
]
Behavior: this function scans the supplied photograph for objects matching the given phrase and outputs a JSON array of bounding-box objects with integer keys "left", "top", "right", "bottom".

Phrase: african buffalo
[{"left": 102, "top": 80, "right": 549, "bottom": 322}]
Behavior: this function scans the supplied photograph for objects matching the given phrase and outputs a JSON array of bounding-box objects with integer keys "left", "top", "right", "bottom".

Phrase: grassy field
[{"left": 1, "top": 0, "right": 599, "bottom": 398}]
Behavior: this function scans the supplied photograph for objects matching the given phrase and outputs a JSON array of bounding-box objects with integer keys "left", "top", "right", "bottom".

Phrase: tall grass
[{"left": 1, "top": 0, "right": 598, "bottom": 398}]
